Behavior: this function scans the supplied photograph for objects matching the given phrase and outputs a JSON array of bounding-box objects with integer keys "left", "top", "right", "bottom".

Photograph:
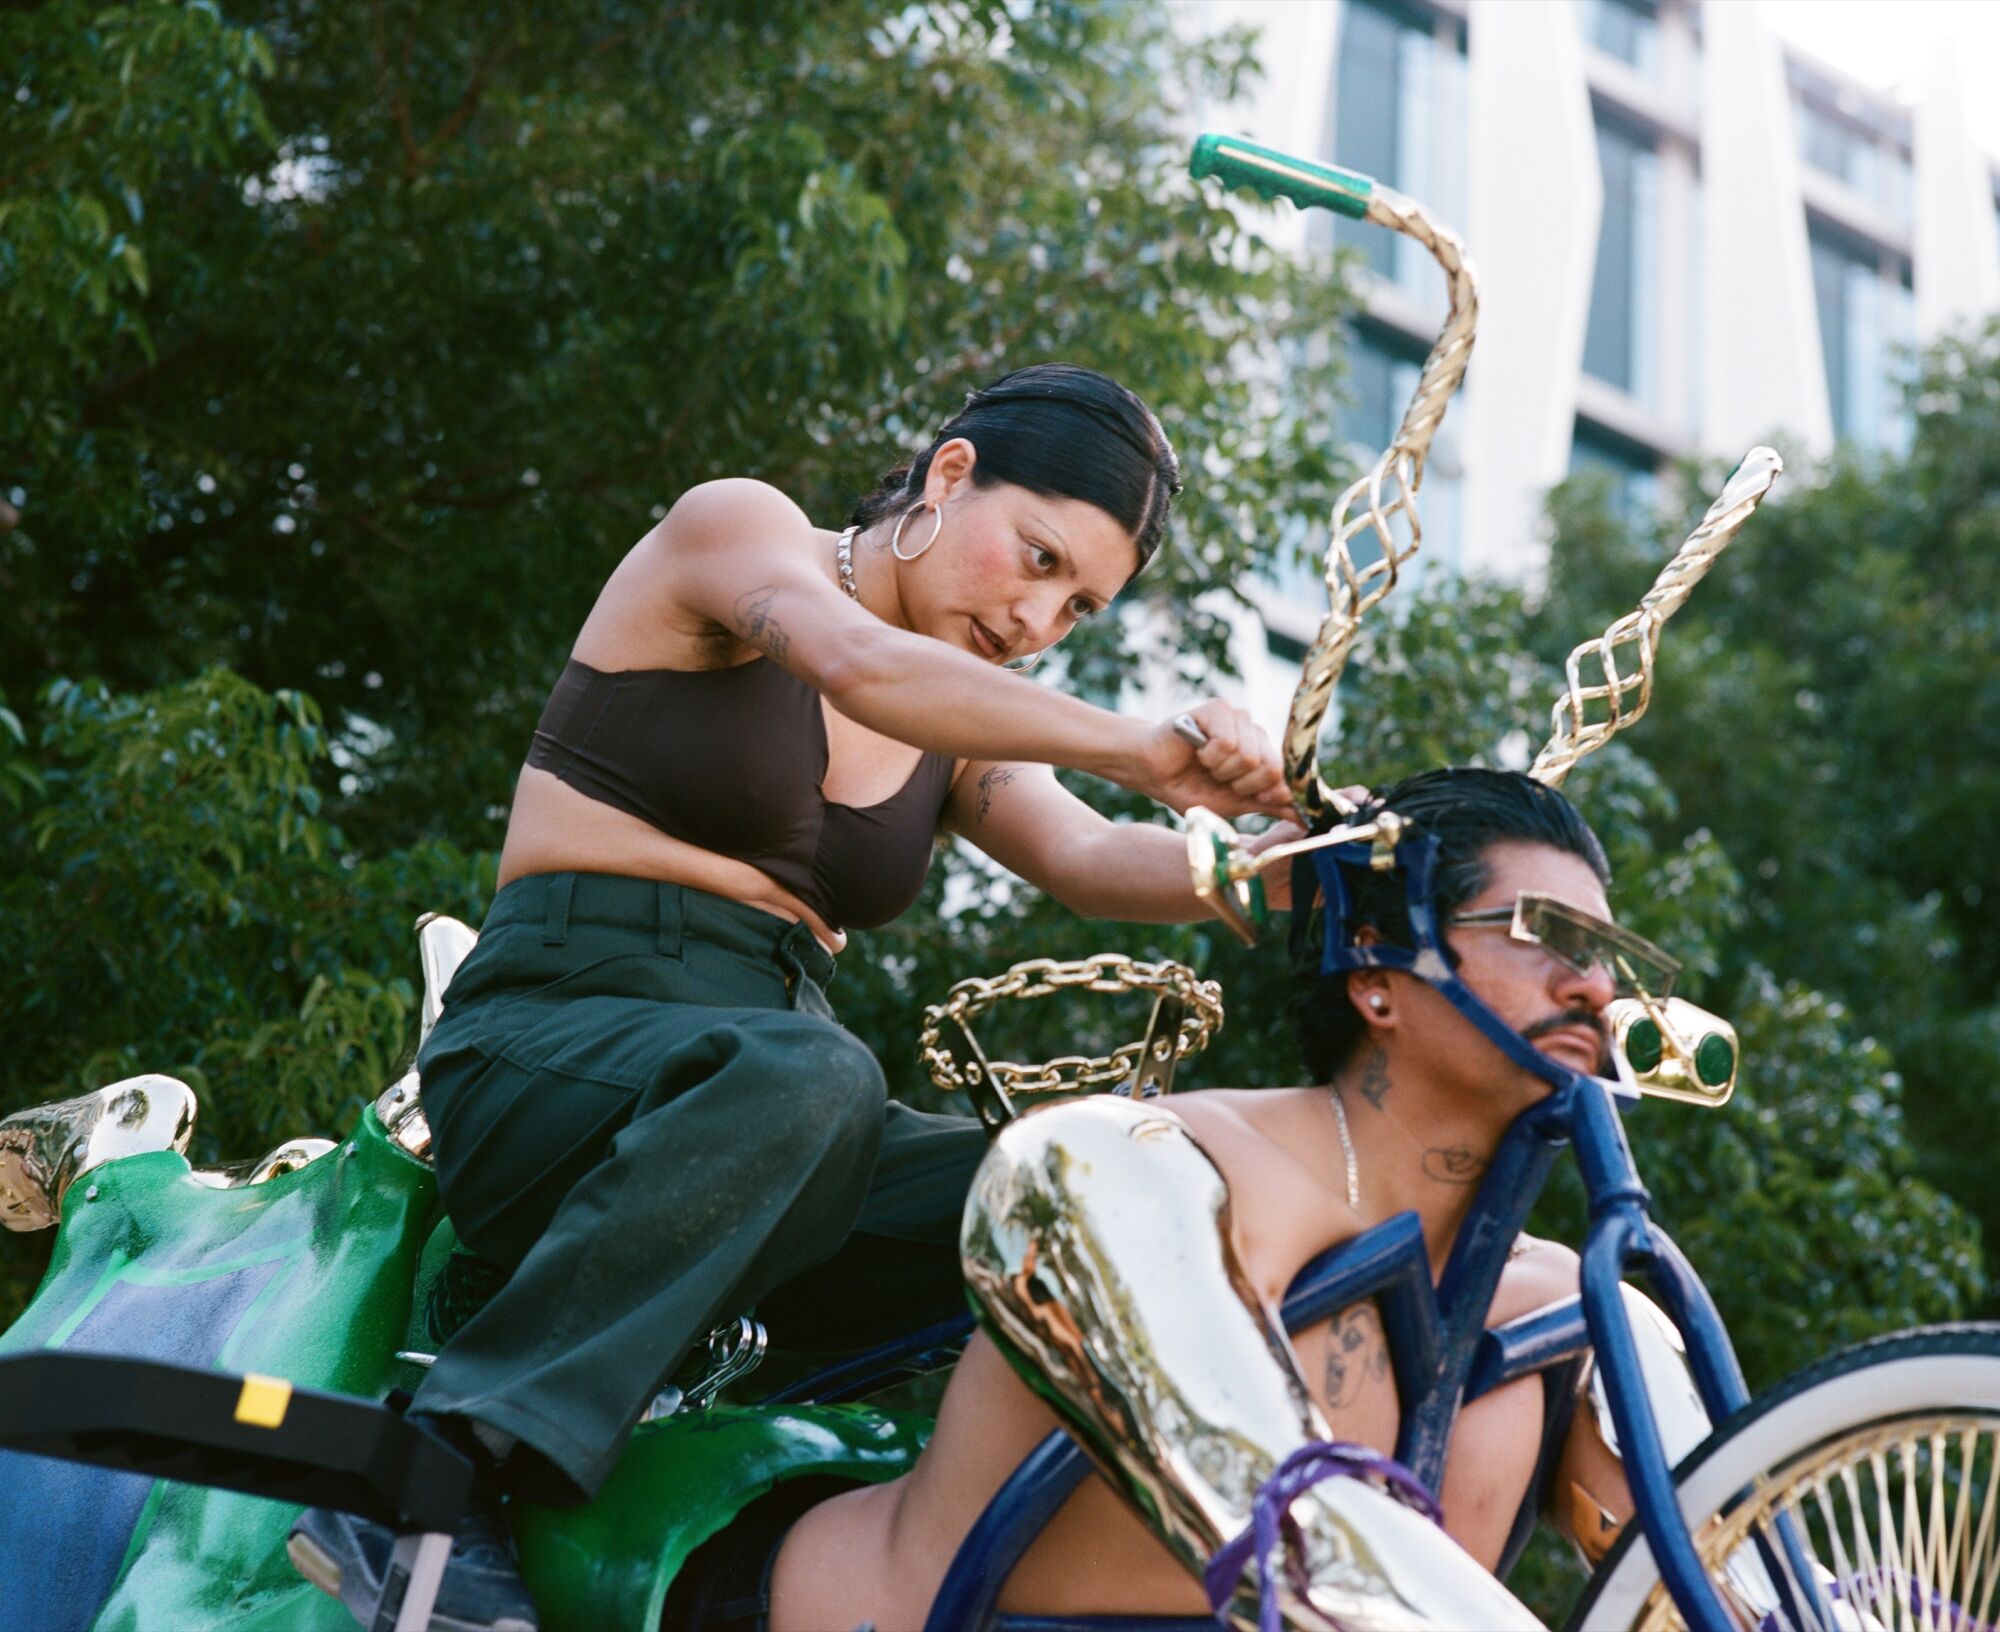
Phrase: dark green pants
[{"left": 409, "top": 872, "right": 986, "bottom": 1505}]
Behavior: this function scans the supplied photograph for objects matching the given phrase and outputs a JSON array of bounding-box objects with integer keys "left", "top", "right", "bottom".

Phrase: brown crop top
[{"left": 525, "top": 658, "right": 955, "bottom": 931}]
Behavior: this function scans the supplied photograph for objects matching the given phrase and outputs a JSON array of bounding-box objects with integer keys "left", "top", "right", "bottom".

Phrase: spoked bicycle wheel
[{"left": 1573, "top": 1325, "right": 2000, "bottom": 1631}]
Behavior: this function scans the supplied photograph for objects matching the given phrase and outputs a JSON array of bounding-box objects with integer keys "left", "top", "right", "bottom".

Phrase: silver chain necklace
[
  {"left": 836, "top": 525, "right": 860, "bottom": 600},
  {"left": 1327, "top": 1089, "right": 1360, "bottom": 1211}
]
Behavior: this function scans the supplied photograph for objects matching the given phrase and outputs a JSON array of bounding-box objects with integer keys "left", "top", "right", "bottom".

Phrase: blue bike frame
[{"left": 916, "top": 1072, "right": 1789, "bottom": 1632}]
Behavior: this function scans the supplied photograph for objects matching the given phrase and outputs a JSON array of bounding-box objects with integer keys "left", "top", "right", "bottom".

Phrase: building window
[
  {"left": 1569, "top": 419, "right": 1660, "bottom": 532},
  {"left": 1578, "top": 0, "right": 1659, "bottom": 77},
  {"left": 1808, "top": 221, "right": 1914, "bottom": 452},
  {"left": 1794, "top": 95, "right": 1912, "bottom": 225},
  {"left": 1583, "top": 111, "right": 1661, "bottom": 407},
  {"left": 1327, "top": 0, "right": 1467, "bottom": 308}
]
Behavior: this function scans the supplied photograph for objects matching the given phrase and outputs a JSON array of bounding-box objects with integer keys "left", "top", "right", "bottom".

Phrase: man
[{"left": 752, "top": 768, "right": 1651, "bottom": 1630}]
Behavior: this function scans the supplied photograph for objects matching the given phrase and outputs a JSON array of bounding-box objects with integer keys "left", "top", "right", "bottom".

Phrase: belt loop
[
  {"left": 542, "top": 874, "right": 574, "bottom": 946},
  {"left": 656, "top": 882, "right": 683, "bottom": 957},
  {"left": 777, "top": 921, "right": 836, "bottom": 990}
]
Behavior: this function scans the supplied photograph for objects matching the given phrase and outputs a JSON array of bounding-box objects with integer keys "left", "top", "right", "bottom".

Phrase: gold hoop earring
[{"left": 890, "top": 501, "right": 944, "bottom": 561}]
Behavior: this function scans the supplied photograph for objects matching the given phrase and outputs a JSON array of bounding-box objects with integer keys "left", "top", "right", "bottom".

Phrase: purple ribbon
[{"left": 1203, "top": 1440, "right": 1444, "bottom": 1632}]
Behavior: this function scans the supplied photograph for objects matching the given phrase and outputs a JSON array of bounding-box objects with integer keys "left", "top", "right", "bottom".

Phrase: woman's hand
[{"left": 1139, "top": 700, "right": 1292, "bottom": 819}]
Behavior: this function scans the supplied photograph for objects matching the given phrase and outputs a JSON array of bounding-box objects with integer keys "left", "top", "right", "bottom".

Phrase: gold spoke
[{"left": 1634, "top": 1417, "right": 2000, "bottom": 1632}]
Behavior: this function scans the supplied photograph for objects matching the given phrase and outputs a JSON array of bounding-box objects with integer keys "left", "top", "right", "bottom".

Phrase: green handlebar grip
[{"left": 1190, "top": 133, "right": 1374, "bottom": 220}]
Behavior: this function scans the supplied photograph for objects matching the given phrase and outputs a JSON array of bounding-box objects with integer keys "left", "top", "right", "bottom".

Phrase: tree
[
  {"left": 1531, "top": 321, "right": 2000, "bottom": 1298},
  {"left": 2, "top": 0, "right": 1355, "bottom": 1314},
  {"left": 3, "top": 0, "right": 1350, "bottom": 853},
  {"left": 4, "top": 10, "right": 1987, "bottom": 1618}
]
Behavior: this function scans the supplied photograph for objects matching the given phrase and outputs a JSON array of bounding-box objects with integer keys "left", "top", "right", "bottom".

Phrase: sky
[{"left": 1759, "top": 0, "right": 2000, "bottom": 162}]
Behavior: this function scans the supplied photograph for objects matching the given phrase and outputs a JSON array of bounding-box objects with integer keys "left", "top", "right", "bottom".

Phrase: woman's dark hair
[
  {"left": 849, "top": 362, "right": 1182, "bottom": 573},
  {"left": 1289, "top": 767, "right": 1613, "bottom": 1081}
]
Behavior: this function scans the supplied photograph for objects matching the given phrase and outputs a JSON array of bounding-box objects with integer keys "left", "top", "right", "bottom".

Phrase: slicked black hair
[
  {"left": 849, "top": 362, "right": 1181, "bottom": 573},
  {"left": 1289, "top": 767, "right": 1612, "bottom": 1081}
]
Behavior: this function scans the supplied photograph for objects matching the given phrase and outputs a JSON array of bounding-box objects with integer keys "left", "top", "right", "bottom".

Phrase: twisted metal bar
[
  {"left": 1283, "top": 186, "right": 1479, "bottom": 820},
  {"left": 1530, "top": 447, "right": 1784, "bottom": 788}
]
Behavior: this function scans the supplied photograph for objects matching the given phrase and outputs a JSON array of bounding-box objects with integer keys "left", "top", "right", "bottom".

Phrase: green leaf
[{"left": 118, "top": 241, "right": 148, "bottom": 296}]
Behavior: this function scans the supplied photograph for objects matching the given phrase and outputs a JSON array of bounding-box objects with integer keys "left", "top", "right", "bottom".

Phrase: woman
[{"left": 291, "top": 364, "right": 1300, "bottom": 1632}]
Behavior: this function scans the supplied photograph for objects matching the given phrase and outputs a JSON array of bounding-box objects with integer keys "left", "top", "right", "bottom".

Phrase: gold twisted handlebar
[
  {"left": 1530, "top": 447, "right": 1784, "bottom": 787},
  {"left": 918, "top": 954, "right": 1224, "bottom": 1130},
  {"left": 1283, "top": 186, "right": 1479, "bottom": 821}
]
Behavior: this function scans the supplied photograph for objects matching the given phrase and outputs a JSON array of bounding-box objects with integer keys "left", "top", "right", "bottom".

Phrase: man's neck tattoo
[{"left": 1353, "top": 1043, "right": 1391, "bottom": 1110}]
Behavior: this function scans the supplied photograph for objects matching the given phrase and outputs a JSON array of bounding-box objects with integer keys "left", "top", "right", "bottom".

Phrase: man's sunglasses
[{"left": 1446, "top": 893, "right": 1680, "bottom": 1001}]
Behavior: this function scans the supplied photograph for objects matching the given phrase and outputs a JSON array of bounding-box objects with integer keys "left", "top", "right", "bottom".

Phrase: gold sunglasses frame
[{"left": 1446, "top": 891, "right": 1681, "bottom": 1000}]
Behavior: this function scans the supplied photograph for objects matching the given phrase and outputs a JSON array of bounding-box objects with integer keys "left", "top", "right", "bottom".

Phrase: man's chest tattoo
[
  {"left": 1323, "top": 1302, "right": 1390, "bottom": 1409},
  {"left": 1423, "top": 1146, "right": 1489, "bottom": 1185}
]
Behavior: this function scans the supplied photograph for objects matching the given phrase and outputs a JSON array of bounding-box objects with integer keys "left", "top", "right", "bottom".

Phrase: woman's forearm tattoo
[{"left": 734, "top": 586, "right": 789, "bottom": 662}]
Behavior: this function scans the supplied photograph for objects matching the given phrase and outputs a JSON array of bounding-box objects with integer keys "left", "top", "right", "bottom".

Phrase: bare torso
[
  {"left": 496, "top": 516, "right": 956, "bottom": 953},
  {"left": 771, "top": 1086, "right": 1585, "bottom": 1631}
]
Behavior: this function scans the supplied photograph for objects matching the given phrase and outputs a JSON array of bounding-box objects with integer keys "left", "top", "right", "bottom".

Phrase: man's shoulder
[
  {"left": 1164, "top": 1088, "right": 1357, "bottom": 1282},
  {"left": 1165, "top": 1087, "right": 1326, "bottom": 1171}
]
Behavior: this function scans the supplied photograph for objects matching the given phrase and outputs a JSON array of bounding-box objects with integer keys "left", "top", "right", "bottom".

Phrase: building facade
[{"left": 1186, "top": 0, "right": 2000, "bottom": 725}]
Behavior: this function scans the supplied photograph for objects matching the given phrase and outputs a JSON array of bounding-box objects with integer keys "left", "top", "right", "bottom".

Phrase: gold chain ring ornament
[{"left": 918, "top": 954, "right": 1224, "bottom": 1131}]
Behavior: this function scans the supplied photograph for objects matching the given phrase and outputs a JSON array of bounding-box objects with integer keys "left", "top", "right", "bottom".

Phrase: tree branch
[{"left": 425, "top": 29, "right": 511, "bottom": 157}]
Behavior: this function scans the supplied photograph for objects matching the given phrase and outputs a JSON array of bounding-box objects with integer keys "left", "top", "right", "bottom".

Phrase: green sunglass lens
[
  {"left": 1695, "top": 1033, "right": 1736, "bottom": 1088},
  {"left": 1625, "top": 1017, "right": 1665, "bottom": 1074}
]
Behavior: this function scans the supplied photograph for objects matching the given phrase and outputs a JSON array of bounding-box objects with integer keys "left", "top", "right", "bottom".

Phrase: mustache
[{"left": 1523, "top": 1008, "right": 1611, "bottom": 1069}]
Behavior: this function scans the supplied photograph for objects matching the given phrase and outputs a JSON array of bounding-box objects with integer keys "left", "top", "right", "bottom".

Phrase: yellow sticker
[{"left": 235, "top": 1373, "right": 293, "bottom": 1429}]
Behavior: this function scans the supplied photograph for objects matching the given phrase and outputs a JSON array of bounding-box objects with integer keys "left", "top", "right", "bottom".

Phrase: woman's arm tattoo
[
  {"left": 1323, "top": 1303, "right": 1390, "bottom": 1409},
  {"left": 733, "top": 586, "right": 789, "bottom": 661},
  {"left": 975, "top": 766, "right": 1018, "bottom": 820}
]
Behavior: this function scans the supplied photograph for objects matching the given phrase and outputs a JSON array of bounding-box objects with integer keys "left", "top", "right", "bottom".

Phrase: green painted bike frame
[{"left": 0, "top": 1108, "right": 928, "bottom": 1631}]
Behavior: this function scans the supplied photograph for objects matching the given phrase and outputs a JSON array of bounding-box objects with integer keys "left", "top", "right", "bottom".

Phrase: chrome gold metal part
[
  {"left": 372, "top": 1072, "right": 433, "bottom": 1163},
  {"left": 1607, "top": 996, "right": 1739, "bottom": 1108},
  {"left": 961, "top": 1097, "right": 1542, "bottom": 1630},
  {"left": 918, "top": 955, "right": 1223, "bottom": 1129},
  {"left": 1531, "top": 448, "right": 1783, "bottom": 788},
  {"left": 1280, "top": 201, "right": 1477, "bottom": 822},
  {"left": 1186, "top": 807, "right": 1266, "bottom": 947},
  {"left": 414, "top": 911, "right": 477, "bottom": 1049},
  {"left": 0, "top": 1074, "right": 198, "bottom": 1232},
  {"left": 1185, "top": 805, "right": 1412, "bottom": 949},
  {"left": 366, "top": 912, "right": 476, "bottom": 1165},
  {"left": 1194, "top": 136, "right": 1478, "bottom": 821},
  {"left": 190, "top": 1137, "right": 339, "bottom": 1190}
]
